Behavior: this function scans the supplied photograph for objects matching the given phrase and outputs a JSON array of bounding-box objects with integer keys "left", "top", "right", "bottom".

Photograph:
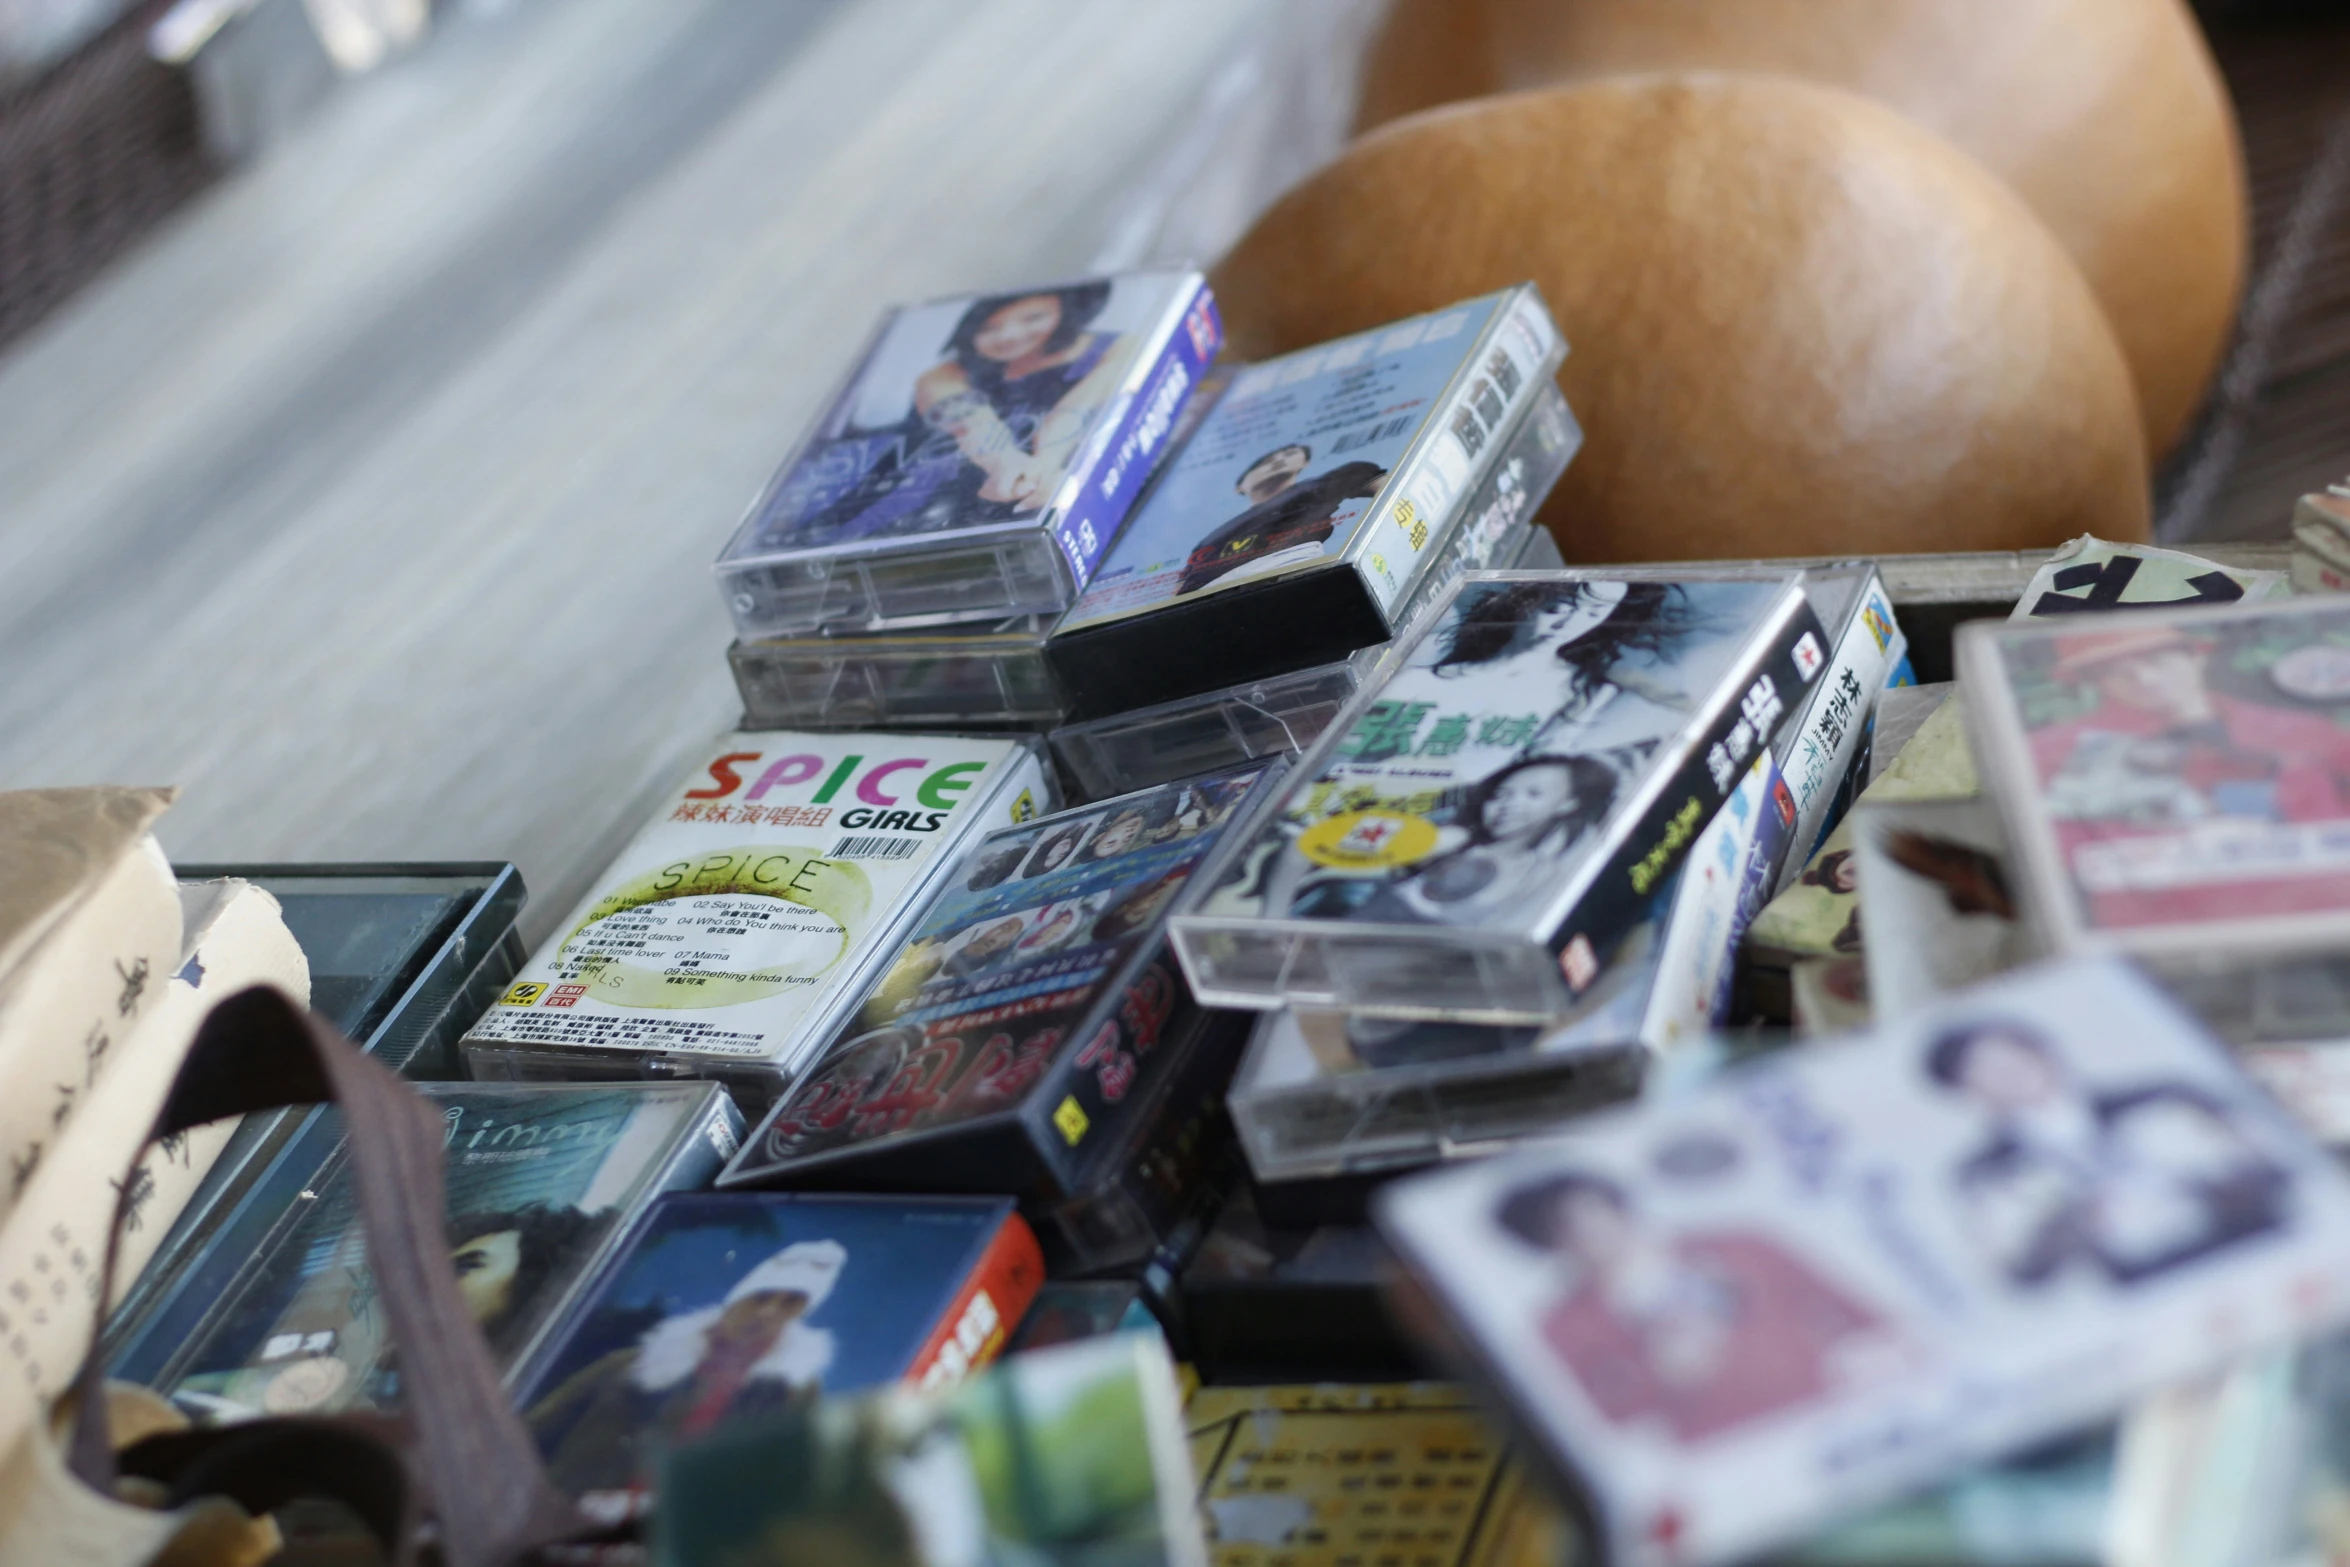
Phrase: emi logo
[
  {"left": 545, "top": 985, "right": 588, "bottom": 1009},
  {"left": 499, "top": 982, "right": 548, "bottom": 1007}
]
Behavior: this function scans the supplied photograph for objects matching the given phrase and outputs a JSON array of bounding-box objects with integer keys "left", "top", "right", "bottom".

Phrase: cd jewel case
[
  {"left": 118, "top": 1081, "right": 739, "bottom": 1423},
  {"left": 715, "top": 271, "right": 1219, "bottom": 639},
  {"left": 106, "top": 862, "right": 530, "bottom": 1376}
]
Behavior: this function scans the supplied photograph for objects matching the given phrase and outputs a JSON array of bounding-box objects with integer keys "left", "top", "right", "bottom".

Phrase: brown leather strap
[{"left": 63, "top": 985, "right": 585, "bottom": 1567}]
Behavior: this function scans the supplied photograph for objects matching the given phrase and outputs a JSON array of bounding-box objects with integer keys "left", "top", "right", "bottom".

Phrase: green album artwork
[{"left": 655, "top": 1331, "right": 1201, "bottom": 1567}]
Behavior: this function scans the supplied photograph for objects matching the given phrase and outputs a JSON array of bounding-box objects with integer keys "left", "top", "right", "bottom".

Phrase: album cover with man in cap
[{"left": 513, "top": 1191, "right": 1042, "bottom": 1518}]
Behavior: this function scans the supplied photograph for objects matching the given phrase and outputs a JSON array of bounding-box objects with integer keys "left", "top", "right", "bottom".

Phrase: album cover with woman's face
[
  {"left": 1378, "top": 957, "right": 2350, "bottom": 1567},
  {"left": 743, "top": 764, "right": 1274, "bottom": 1176},
  {"left": 141, "top": 1082, "right": 732, "bottom": 1428},
  {"left": 1199, "top": 575, "right": 1794, "bottom": 941},
  {"left": 735, "top": 274, "right": 1195, "bottom": 556}
]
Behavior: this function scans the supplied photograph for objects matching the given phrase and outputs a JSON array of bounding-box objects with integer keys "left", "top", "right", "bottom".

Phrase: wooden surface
[{"left": 0, "top": 0, "right": 1292, "bottom": 943}]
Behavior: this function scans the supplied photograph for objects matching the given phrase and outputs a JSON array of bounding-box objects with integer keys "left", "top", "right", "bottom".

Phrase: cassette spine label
[
  {"left": 1052, "top": 282, "right": 1221, "bottom": 582},
  {"left": 1550, "top": 590, "right": 1827, "bottom": 993},
  {"left": 1365, "top": 289, "right": 1564, "bottom": 623},
  {"left": 1773, "top": 571, "right": 1904, "bottom": 890}
]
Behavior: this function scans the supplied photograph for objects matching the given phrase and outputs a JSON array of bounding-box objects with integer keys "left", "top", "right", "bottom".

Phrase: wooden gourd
[
  {"left": 1355, "top": 0, "right": 2247, "bottom": 457},
  {"left": 1213, "top": 77, "right": 2152, "bottom": 562}
]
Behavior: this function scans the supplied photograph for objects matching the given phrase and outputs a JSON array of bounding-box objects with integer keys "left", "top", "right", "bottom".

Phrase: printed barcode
[
  {"left": 829, "top": 835, "right": 924, "bottom": 861},
  {"left": 1333, "top": 415, "right": 1414, "bottom": 454}
]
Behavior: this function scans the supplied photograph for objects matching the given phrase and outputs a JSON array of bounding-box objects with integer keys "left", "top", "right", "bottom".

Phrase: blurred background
[{"left": 0, "top": 0, "right": 2343, "bottom": 940}]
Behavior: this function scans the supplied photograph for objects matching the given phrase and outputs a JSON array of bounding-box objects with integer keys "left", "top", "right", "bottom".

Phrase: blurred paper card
[{"left": 1378, "top": 957, "right": 2350, "bottom": 1567}]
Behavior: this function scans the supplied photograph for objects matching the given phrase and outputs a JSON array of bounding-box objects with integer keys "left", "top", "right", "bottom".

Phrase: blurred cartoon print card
[
  {"left": 1378, "top": 957, "right": 2350, "bottom": 1567},
  {"left": 1964, "top": 599, "right": 2350, "bottom": 955}
]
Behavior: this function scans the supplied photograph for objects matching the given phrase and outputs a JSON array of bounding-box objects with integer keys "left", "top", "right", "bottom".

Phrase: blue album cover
[
  {"left": 515, "top": 1192, "right": 1035, "bottom": 1506},
  {"left": 725, "top": 272, "right": 1210, "bottom": 574},
  {"left": 1057, "top": 293, "right": 1513, "bottom": 633},
  {"left": 745, "top": 766, "right": 1270, "bottom": 1173},
  {"left": 146, "top": 1083, "right": 731, "bottom": 1425}
]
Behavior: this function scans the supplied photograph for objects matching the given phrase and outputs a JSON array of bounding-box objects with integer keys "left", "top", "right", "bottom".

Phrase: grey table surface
[{"left": 0, "top": 0, "right": 1321, "bottom": 944}]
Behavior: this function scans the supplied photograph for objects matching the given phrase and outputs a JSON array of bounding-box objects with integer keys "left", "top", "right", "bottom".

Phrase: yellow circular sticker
[
  {"left": 557, "top": 846, "right": 876, "bottom": 1010},
  {"left": 1296, "top": 810, "right": 1440, "bottom": 871}
]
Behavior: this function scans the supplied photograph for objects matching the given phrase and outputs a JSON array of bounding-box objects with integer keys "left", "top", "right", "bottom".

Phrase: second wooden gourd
[
  {"left": 1354, "top": 0, "right": 2247, "bottom": 458},
  {"left": 1214, "top": 77, "right": 2151, "bottom": 562}
]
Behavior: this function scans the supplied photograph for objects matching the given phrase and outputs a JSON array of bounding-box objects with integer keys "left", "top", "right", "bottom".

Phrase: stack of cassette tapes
[
  {"left": 721, "top": 271, "right": 1219, "bottom": 730},
  {"left": 1207, "top": 565, "right": 1911, "bottom": 1199},
  {"left": 717, "top": 761, "right": 1288, "bottom": 1274},
  {"left": 1048, "top": 383, "right": 1580, "bottom": 802},
  {"left": 728, "top": 284, "right": 1575, "bottom": 759}
]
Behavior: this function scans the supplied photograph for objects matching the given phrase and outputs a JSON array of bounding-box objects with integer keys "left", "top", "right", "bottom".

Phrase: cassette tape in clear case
[
  {"left": 1225, "top": 738, "right": 1797, "bottom": 1188},
  {"left": 717, "top": 762, "right": 1285, "bottom": 1274},
  {"left": 1230, "top": 1008, "right": 1647, "bottom": 1188},
  {"left": 1051, "top": 524, "right": 1566, "bottom": 805},
  {"left": 462, "top": 731, "right": 1055, "bottom": 1107},
  {"left": 714, "top": 271, "right": 1219, "bottom": 639},
  {"left": 730, "top": 615, "right": 1063, "bottom": 732},
  {"left": 1046, "top": 286, "right": 1568, "bottom": 720},
  {"left": 1173, "top": 567, "right": 1824, "bottom": 1023},
  {"left": 1049, "top": 384, "right": 1579, "bottom": 802},
  {"left": 107, "top": 862, "right": 530, "bottom": 1364}
]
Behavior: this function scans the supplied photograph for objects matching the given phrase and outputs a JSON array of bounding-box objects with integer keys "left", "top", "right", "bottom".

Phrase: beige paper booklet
[
  {"left": 0, "top": 878, "right": 309, "bottom": 1471},
  {"left": 0, "top": 788, "right": 182, "bottom": 1224}
]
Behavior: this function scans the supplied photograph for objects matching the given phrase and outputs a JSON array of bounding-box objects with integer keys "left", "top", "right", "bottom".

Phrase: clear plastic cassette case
[
  {"left": 1230, "top": 1007, "right": 1646, "bottom": 1187},
  {"left": 1045, "top": 286, "right": 1567, "bottom": 719},
  {"left": 715, "top": 271, "right": 1219, "bottom": 639},
  {"left": 1173, "top": 568, "right": 1823, "bottom": 1023},
  {"left": 730, "top": 615, "right": 1061, "bottom": 732},
  {"left": 1226, "top": 745, "right": 1794, "bottom": 1187},
  {"left": 717, "top": 762, "right": 1285, "bottom": 1256}
]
